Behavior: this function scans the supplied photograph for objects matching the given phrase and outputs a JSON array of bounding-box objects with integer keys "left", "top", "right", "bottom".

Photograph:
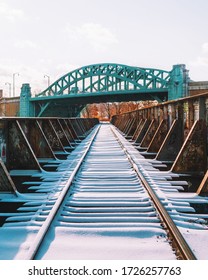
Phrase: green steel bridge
[{"left": 20, "top": 63, "right": 189, "bottom": 117}]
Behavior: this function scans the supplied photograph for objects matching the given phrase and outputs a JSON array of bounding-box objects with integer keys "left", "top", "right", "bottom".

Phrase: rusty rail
[{"left": 112, "top": 126, "right": 196, "bottom": 260}]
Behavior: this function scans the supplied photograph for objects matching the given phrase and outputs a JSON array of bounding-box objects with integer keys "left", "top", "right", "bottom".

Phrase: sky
[{"left": 0, "top": 0, "right": 208, "bottom": 97}]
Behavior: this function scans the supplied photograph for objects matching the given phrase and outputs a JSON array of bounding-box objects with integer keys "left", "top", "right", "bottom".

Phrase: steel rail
[
  {"left": 111, "top": 126, "right": 197, "bottom": 260},
  {"left": 24, "top": 124, "right": 100, "bottom": 260}
]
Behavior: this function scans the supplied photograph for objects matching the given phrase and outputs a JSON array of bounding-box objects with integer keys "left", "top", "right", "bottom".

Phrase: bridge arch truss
[
  {"left": 20, "top": 63, "right": 189, "bottom": 117},
  {"left": 37, "top": 63, "right": 171, "bottom": 97}
]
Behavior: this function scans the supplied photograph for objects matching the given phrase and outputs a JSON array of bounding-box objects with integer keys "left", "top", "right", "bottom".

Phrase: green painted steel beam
[
  {"left": 32, "top": 88, "right": 168, "bottom": 102},
  {"left": 32, "top": 90, "right": 167, "bottom": 117},
  {"left": 37, "top": 102, "right": 51, "bottom": 117}
]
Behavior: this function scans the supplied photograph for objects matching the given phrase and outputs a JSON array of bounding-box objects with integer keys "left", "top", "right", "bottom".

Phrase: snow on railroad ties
[
  {"left": 38, "top": 124, "right": 208, "bottom": 260},
  {"left": 34, "top": 125, "right": 177, "bottom": 260}
]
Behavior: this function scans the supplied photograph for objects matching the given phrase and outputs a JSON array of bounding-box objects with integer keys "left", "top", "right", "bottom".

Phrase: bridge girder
[{"left": 32, "top": 89, "right": 168, "bottom": 117}]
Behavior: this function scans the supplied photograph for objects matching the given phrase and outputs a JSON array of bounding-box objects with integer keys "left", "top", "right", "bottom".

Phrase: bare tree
[
  {"left": 80, "top": 101, "right": 159, "bottom": 120},
  {"left": 81, "top": 105, "right": 90, "bottom": 118}
]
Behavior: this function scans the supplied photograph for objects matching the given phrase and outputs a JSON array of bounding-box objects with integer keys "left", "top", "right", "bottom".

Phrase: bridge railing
[
  {"left": 111, "top": 92, "right": 208, "bottom": 194},
  {"left": 0, "top": 117, "right": 99, "bottom": 193}
]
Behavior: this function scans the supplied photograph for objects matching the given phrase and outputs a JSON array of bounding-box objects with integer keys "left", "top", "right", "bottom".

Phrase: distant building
[
  {"left": 188, "top": 81, "right": 208, "bottom": 96},
  {"left": 0, "top": 90, "right": 20, "bottom": 116}
]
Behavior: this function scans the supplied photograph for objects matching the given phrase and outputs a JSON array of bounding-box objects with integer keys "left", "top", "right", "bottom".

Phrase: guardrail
[
  {"left": 0, "top": 117, "right": 99, "bottom": 193},
  {"left": 111, "top": 92, "right": 208, "bottom": 194}
]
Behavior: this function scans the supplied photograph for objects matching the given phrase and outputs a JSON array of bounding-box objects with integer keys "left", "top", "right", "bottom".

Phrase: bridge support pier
[
  {"left": 20, "top": 84, "right": 34, "bottom": 117},
  {"left": 168, "top": 64, "right": 189, "bottom": 100}
]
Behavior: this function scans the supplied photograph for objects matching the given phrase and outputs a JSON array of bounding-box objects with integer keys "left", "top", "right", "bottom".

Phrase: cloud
[
  {"left": 190, "top": 56, "right": 208, "bottom": 67},
  {"left": 202, "top": 42, "right": 208, "bottom": 53},
  {"left": 189, "top": 42, "right": 208, "bottom": 67},
  {"left": 64, "top": 22, "right": 118, "bottom": 52},
  {"left": 0, "top": 59, "right": 45, "bottom": 96},
  {"left": 78, "top": 23, "right": 118, "bottom": 51},
  {"left": 55, "top": 63, "right": 80, "bottom": 76},
  {"left": 14, "top": 40, "right": 39, "bottom": 49},
  {"left": 0, "top": 65, "right": 13, "bottom": 78},
  {"left": 0, "top": 1, "right": 25, "bottom": 22},
  {"left": 0, "top": 59, "right": 79, "bottom": 97}
]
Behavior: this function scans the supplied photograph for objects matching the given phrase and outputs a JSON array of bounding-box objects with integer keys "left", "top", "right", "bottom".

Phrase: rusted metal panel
[
  {"left": 72, "top": 118, "right": 91, "bottom": 136},
  {"left": 50, "top": 119, "right": 71, "bottom": 148},
  {"left": 199, "top": 97, "right": 206, "bottom": 120},
  {"left": 80, "top": 118, "right": 90, "bottom": 134},
  {"left": 36, "top": 120, "right": 56, "bottom": 157},
  {"left": 167, "top": 104, "right": 176, "bottom": 126},
  {"left": 77, "top": 118, "right": 98, "bottom": 136},
  {"left": 59, "top": 119, "right": 75, "bottom": 143},
  {"left": 176, "top": 103, "right": 184, "bottom": 120},
  {"left": 171, "top": 120, "right": 207, "bottom": 174},
  {"left": 7, "top": 120, "right": 41, "bottom": 170},
  {"left": 0, "top": 120, "right": 7, "bottom": 164},
  {"left": 111, "top": 92, "right": 208, "bottom": 177},
  {"left": 147, "top": 119, "right": 168, "bottom": 153},
  {"left": 132, "top": 119, "right": 145, "bottom": 141},
  {"left": 162, "top": 105, "right": 168, "bottom": 121},
  {"left": 116, "top": 115, "right": 125, "bottom": 131},
  {"left": 0, "top": 159, "right": 17, "bottom": 193},
  {"left": 82, "top": 119, "right": 91, "bottom": 133},
  {"left": 123, "top": 118, "right": 132, "bottom": 134},
  {"left": 188, "top": 100, "right": 194, "bottom": 128},
  {"left": 132, "top": 119, "right": 143, "bottom": 141},
  {"left": 74, "top": 119, "right": 84, "bottom": 135},
  {"left": 77, "top": 118, "right": 86, "bottom": 135},
  {"left": 0, "top": 117, "right": 98, "bottom": 176},
  {"left": 70, "top": 119, "right": 83, "bottom": 137},
  {"left": 57, "top": 119, "right": 74, "bottom": 150},
  {"left": 156, "top": 119, "right": 183, "bottom": 162},
  {"left": 38, "top": 119, "right": 64, "bottom": 153},
  {"left": 140, "top": 119, "right": 158, "bottom": 148},
  {"left": 121, "top": 118, "right": 129, "bottom": 134},
  {"left": 18, "top": 119, "right": 55, "bottom": 159},
  {"left": 65, "top": 119, "right": 79, "bottom": 140},
  {"left": 126, "top": 113, "right": 139, "bottom": 137},
  {"left": 135, "top": 119, "right": 151, "bottom": 144},
  {"left": 126, "top": 118, "right": 137, "bottom": 137}
]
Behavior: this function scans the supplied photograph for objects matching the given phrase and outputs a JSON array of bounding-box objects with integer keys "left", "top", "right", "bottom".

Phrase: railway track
[{"left": 0, "top": 123, "right": 208, "bottom": 260}]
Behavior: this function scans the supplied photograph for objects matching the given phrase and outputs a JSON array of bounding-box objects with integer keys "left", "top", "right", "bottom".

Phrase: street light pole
[
  {"left": 5, "top": 82, "right": 11, "bottom": 97},
  {"left": 44, "top": 75, "right": 50, "bottom": 88},
  {"left": 13, "top": 72, "right": 19, "bottom": 97}
]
